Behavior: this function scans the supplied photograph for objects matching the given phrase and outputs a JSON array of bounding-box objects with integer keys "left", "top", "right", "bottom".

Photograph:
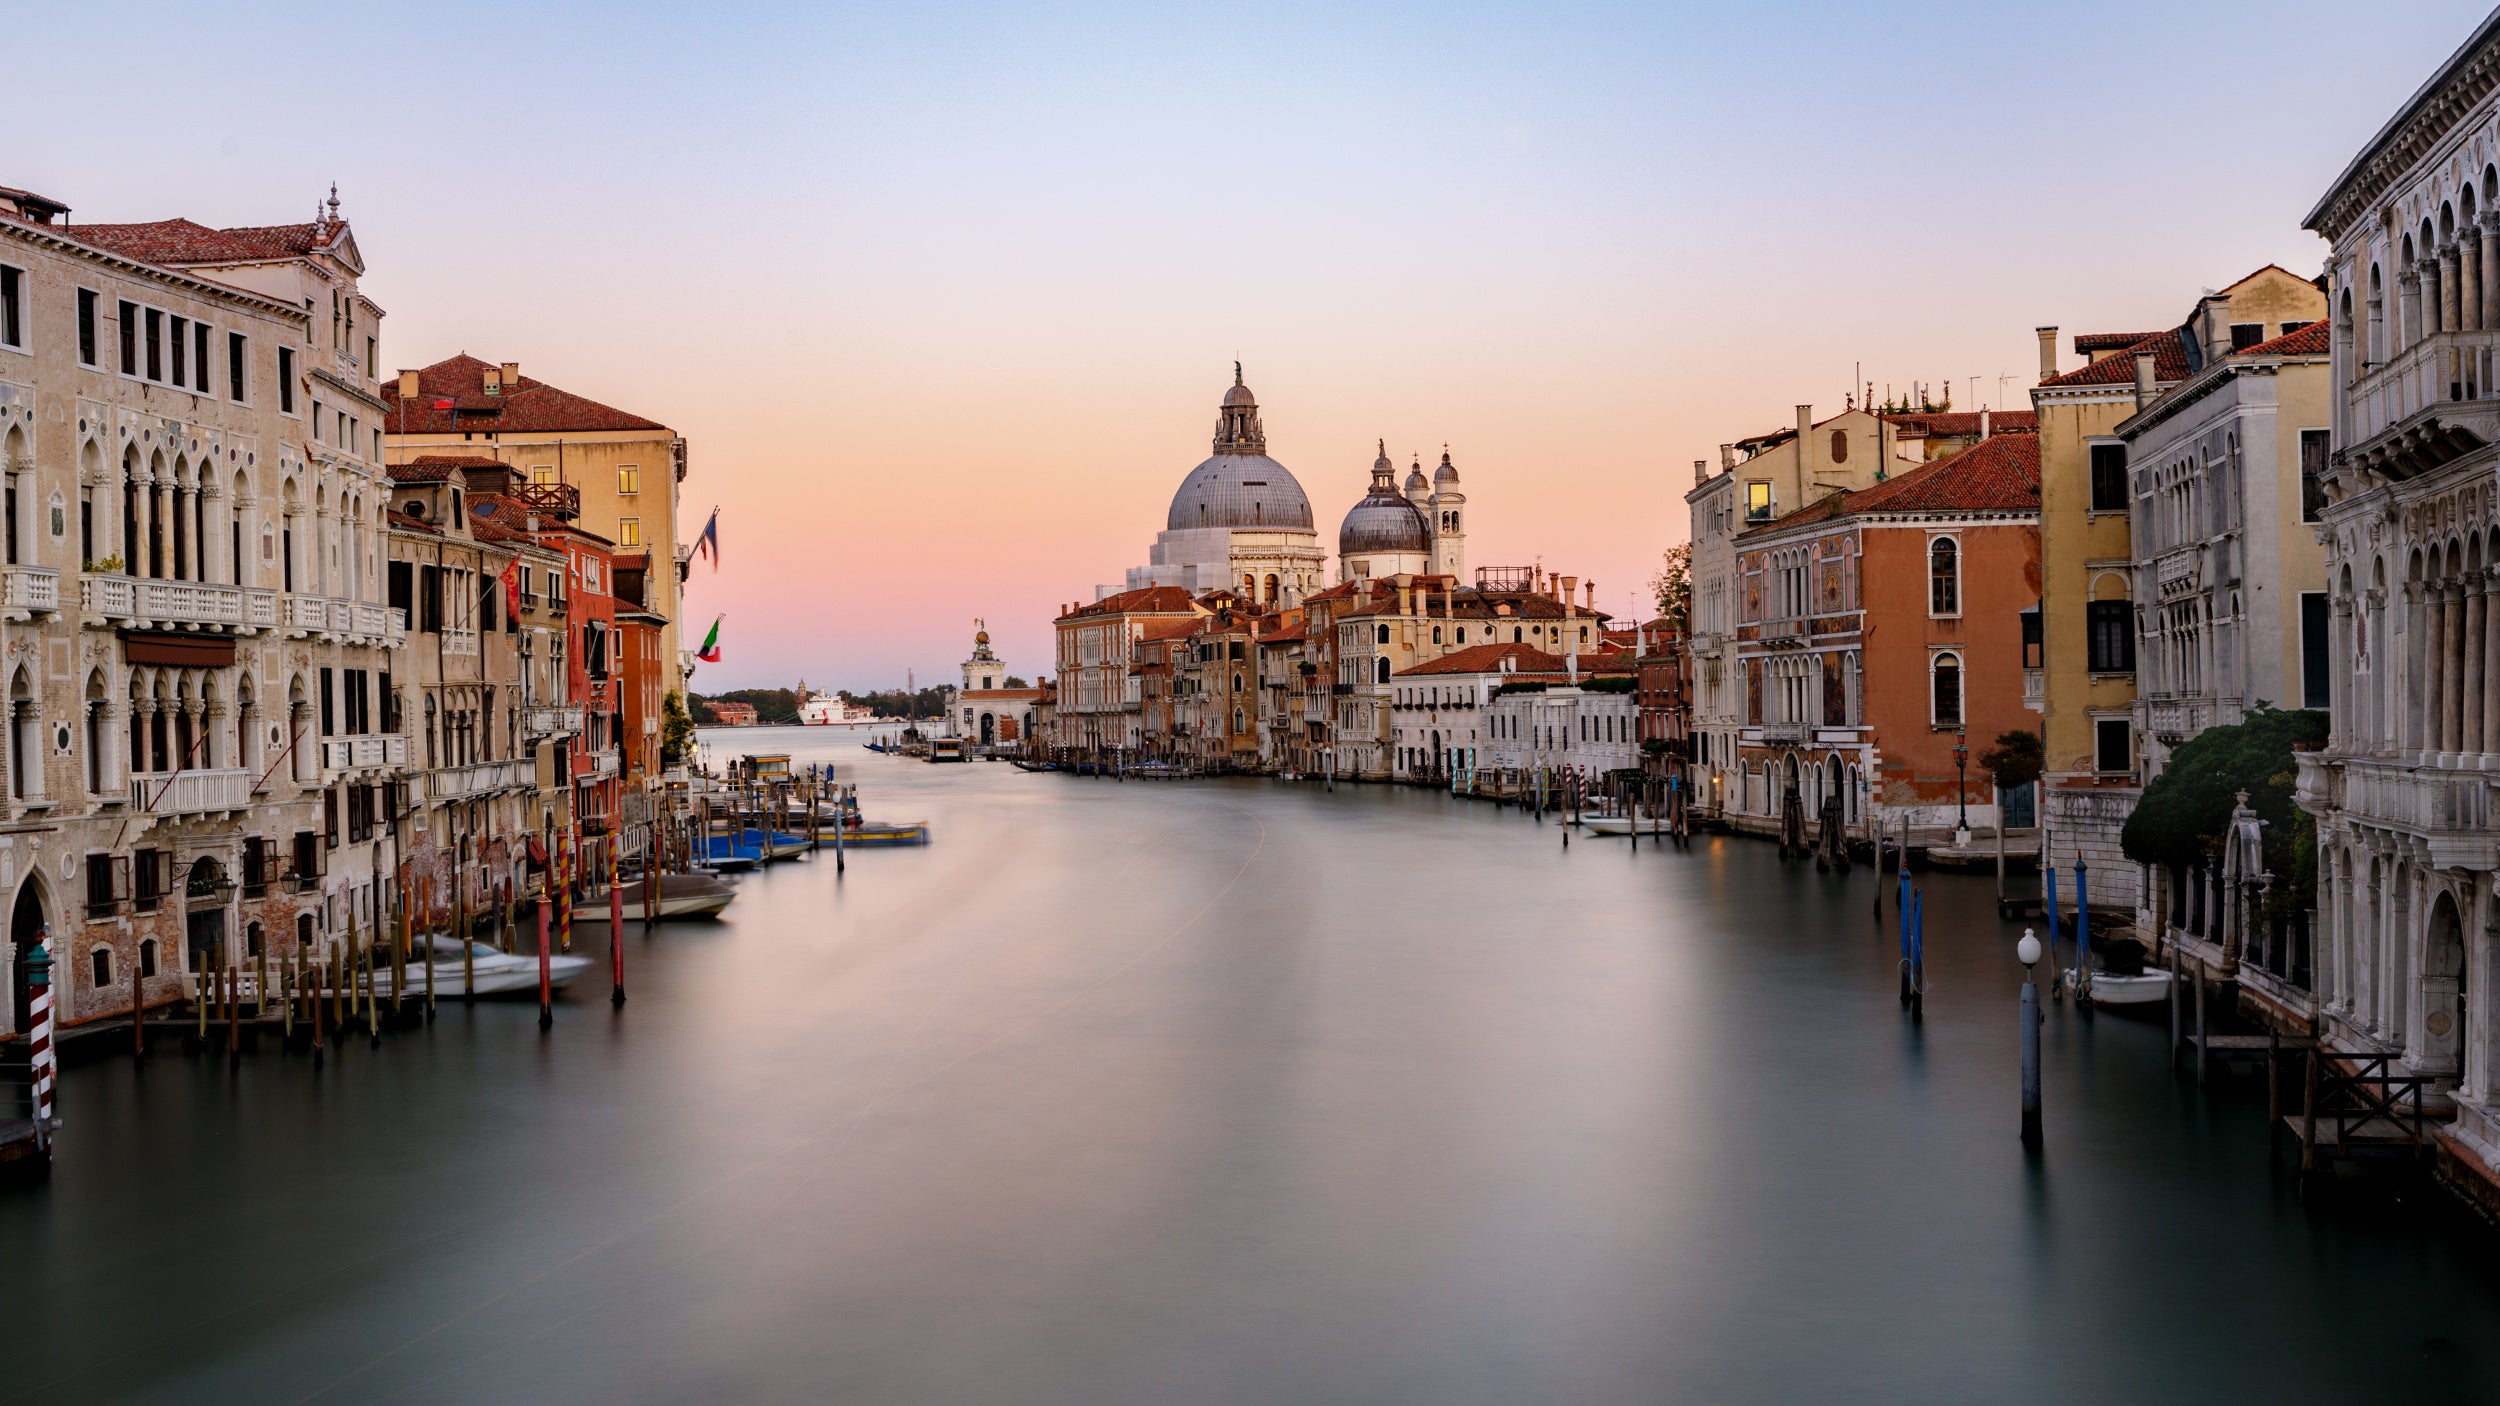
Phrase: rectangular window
[
  {"left": 365, "top": 335, "right": 377, "bottom": 377},
  {"left": 419, "top": 564, "right": 441, "bottom": 632},
  {"left": 2230, "top": 323, "right": 2266, "bottom": 352},
  {"left": 0, "top": 266, "right": 19, "bottom": 348},
  {"left": 144, "top": 308, "right": 162, "bottom": 381},
  {"left": 2021, "top": 608, "right": 2043, "bottom": 669},
  {"left": 193, "top": 322, "right": 211, "bottom": 392},
  {"left": 169, "top": 315, "right": 187, "bottom": 385},
  {"left": 133, "top": 849, "right": 162, "bottom": 913},
  {"left": 2086, "top": 599, "right": 2134, "bottom": 673},
  {"left": 532, "top": 465, "right": 556, "bottom": 487},
  {"left": 2301, "top": 591, "right": 2331, "bottom": 710},
  {"left": 241, "top": 836, "right": 267, "bottom": 898},
  {"left": 618, "top": 517, "right": 642, "bottom": 547},
  {"left": 1745, "top": 481, "right": 1774, "bottom": 521},
  {"left": 388, "top": 559, "right": 413, "bottom": 616},
  {"left": 2300, "top": 429, "right": 2329, "bottom": 523},
  {"left": 76, "top": 289, "right": 96, "bottom": 365},
  {"left": 2095, "top": 718, "right": 2132, "bottom": 774},
  {"left": 617, "top": 465, "right": 640, "bottom": 495},
  {"left": 118, "top": 300, "right": 136, "bottom": 375},
  {"left": 2281, "top": 322, "right": 2306, "bottom": 338},
  {"left": 320, "top": 666, "right": 335, "bottom": 737},
  {"left": 2089, "top": 443, "right": 2129, "bottom": 512},
  {"left": 277, "top": 346, "right": 295, "bottom": 413},
  {"left": 227, "top": 332, "right": 246, "bottom": 402}
]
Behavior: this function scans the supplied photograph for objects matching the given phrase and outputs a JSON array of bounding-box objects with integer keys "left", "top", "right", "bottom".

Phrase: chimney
[
  {"left": 2036, "top": 326, "right": 2058, "bottom": 383},
  {"left": 1693, "top": 458, "right": 1707, "bottom": 486},
  {"left": 397, "top": 369, "right": 419, "bottom": 400},
  {"left": 1561, "top": 576, "right": 1578, "bottom": 614},
  {"left": 501, "top": 361, "right": 521, "bottom": 387},
  {"left": 2198, "top": 294, "right": 2232, "bottom": 366},
  {"left": 2133, "top": 349, "right": 2158, "bottom": 409},
  {"left": 1979, "top": 407, "right": 1991, "bottom": 440},
  {"left": 1585, "top": 582, "right": 1596, "bottom": 610},
  {"left": 1397, "top": 579, "right": 1412, "bottom": 615},
  {"left": 1795, "top": 404, "right": 1813, "bottom": 462},
  {"left": 483, "top": 367, "right": 501, "bottom": 394},
  {"left": 1719, "top": 443, "right": 1737, "bottom": 471}
]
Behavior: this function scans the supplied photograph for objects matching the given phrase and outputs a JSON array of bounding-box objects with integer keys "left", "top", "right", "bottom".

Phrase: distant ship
[{"left": 796, "top": 682, "right": 888, "bottom": 727}]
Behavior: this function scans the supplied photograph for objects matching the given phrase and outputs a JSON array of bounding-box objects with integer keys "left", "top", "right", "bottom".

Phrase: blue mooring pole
[
  {"left": 2020, "top": 928, "right": 2043, "bottom": 1150},
  {"left": 1898, "top": 879, "right": 1913, "bottom": 1006},
  {"left": 1909, "top": 891, "right": 1925, "bottom": 1023}
]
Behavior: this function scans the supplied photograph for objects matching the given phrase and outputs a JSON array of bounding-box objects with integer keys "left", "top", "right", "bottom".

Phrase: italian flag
[{"left": 697, "top": 616, "right": 723, "bottom": 664}]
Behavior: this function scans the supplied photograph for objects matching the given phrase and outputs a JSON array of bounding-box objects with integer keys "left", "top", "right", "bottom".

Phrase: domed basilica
[{"left": 1122, "top": 369, "right": 1468, "bottom": 604}]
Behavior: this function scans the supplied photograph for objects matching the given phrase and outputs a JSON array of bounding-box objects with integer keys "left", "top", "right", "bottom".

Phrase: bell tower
[{"left": 1429, "top": 448, "right": 1466, "bottom": 579}]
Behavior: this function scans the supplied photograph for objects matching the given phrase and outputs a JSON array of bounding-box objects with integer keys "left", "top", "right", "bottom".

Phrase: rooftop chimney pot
[
  {"left": 2036, "top": 326, "right": 2058, "bottom": 383},
  {"left": 2133, "top": 349, "right": 2158, "bottom": 410}
]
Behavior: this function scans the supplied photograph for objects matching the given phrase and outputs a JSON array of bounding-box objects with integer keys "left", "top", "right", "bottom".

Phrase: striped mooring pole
[{"left": 28, "top": 926, "right": 55, "bottom": 1153}]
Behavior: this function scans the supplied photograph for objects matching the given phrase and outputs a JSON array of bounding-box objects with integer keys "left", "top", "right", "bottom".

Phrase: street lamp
[
  {"left": 1953, "top": 726, "right": 1971, "bottom": 847},
  {"left": 2018, "top": 927, "right": 2043, "bottom": 1150}
]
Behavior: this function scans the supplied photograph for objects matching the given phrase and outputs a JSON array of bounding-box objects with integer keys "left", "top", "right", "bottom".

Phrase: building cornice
[
  {"left": 2306, "top": 10, "right": 2500, "bottom": 242},
  {"left": 0, "top": 219, "right": 309, "bottom": 322}
]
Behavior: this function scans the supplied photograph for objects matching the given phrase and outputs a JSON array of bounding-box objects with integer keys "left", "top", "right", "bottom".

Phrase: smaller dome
[
  {"left": 1434, "top": 449, "right": 1460, "bottom": 486},
  {"left": 1340, "top": 497, "right": 1430, "bottom": 556},
  {"left": 1404, "top": 461, "right": 1429, "bottom": 494},
  {"left": 1223, "top": 382, "right": 1257, "bottom": 408}
]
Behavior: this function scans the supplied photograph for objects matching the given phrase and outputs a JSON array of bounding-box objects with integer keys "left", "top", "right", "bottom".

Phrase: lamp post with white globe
[{"left": 2019, "top": 928, "right": 2044, "bottom": 1150}]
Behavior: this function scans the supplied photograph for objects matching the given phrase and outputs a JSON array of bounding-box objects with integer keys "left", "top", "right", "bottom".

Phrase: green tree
[
  {"left": 1649, "top": 542, "right": 1692, "bottom": 628},
  {"left": 661, "top": 691, "right": 695, "bottom": 767},
  {"left": 2120, "top": 705, "right": 2326, "bottom": 912},
  {"left": 1978, "top": 729, "right": 2042, "bottom": 793}
]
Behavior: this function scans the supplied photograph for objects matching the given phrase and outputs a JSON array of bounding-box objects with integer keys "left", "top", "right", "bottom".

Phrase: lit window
[
  {"left": 618, "top": 465, "right": 640, "bottom": 495},
  {"left": 531, "top": 466, "right": 556, "bottom": 487},
  {"left": 618, "top": 518, "right": 642, "bottom": 548},
  {"left": 1746, "top": 481, "right": 1774, "bottom": 521}
]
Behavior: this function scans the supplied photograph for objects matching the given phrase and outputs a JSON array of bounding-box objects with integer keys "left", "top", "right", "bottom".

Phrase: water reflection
[{"left": 2, "top": 727, "right": 2496, "bottom": 1403}]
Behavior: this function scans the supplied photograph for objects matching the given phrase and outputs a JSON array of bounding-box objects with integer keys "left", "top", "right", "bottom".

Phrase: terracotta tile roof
[
  {"left": 388, "top": 461, "right": 459, "bottom": 484},
  {"left": 1135, "top": 617, "right": 1201, "bottom": 642},
  {"left": 386, "top": 508, "right": 440, "bottom": 534},
  {"left": 403, "top": 454, "right": 512, "bottom": 471},
  {"left": 1885, "top": 410, "right": 2037, "bottom": 436},
  {"left": 2234, "top": 319, "right": 2328, "bottom": 357},
  {"left": 1747, "top": 432, "right": 2040, "bottom": 532},
  {"left": 383, "top": 354, "right": 668, "bottom": 435},
  {"left": 1399, "top": 643, "right": 1571, "bottom": 676},
  {"left": 1303, "top": 581, "right": 1361, "bottom": 602},
  {"left": 1259, "top": 625, "right": 1307, "bottom": 645},
  {"left": 2038, "top": 329, "right": 2193, "bottom": 388},
  {"left": 71, "top": 218, "right": 347, "bottom": 266},
  {"left": 2074, "top": 331, "right": 2163, "bottom": 354},
  {"left": 1064, "top": 585, "right": 1202, "bottom": 619}
]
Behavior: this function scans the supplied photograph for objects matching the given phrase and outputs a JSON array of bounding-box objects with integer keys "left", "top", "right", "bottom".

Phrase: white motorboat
[
  {"left": 586, "top": 871, "right": 737, "bottom": 919},
  {"left": 1581, "top": 813, "right": 1666, "bottom": 836},
  {"left": 2064, "top": 967, "right": 2174, "bottom": 1008},
  {"left": 377, "top": 933, "right": 593, "bottom": 998}
]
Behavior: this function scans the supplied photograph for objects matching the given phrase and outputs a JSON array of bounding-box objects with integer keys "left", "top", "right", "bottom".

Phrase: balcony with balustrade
[
  {"left": 129, "top": 768, "right": 254, "bottom": 817},
  {"left": 81, "top": 574, "right": 278, "bottom": 632},
  {"left": 2345, "top": 330, "right": 2500, "bottom": 479},
  {"left": 2, "top": 565, "right": 58, "bottom": 619},
  {"left": 429, "top": 757, "right": 534, "bottom": 802},
  {"left": 523, "top": 704, "right": 584, "bottom": 738},
  {"left": 579, "top": 749, "right": 621, "bottom": 782},
  {"left": 320, "top": 733, "right": 407, "bottom": 775}
]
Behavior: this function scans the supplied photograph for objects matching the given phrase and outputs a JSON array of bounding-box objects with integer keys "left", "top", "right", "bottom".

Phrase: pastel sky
[{"left": 13, "top": 1, "right": 2490, "bottom": 690}]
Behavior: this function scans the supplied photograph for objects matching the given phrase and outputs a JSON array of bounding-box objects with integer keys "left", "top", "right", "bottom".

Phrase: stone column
[
  {"left": 2468, "top": 238, "right": 2482, "bottom": 333},
  {"left": 2420, "top": 583, "right": 2442, "bottom": 754},
  {"left": 2465, "top": 582, "right": 2487, "bottom": 755},
  {"left": 2484, "top": 213, "right": 2500, "bottom": 337},
  {"left": 2444, "top": 582, "right": 2467, "bottom": 755},
  {"left": 2484, "top": 569, "right": 2500, "bottom": 756},
  {"left": 2445, "top": 243, "right": 2467, "bottom": 333},
  {"left": 2426, "top": 261, "right": 2446, "bottom": 338},
  {"left": 2399, "top": 272, "right": 2422, "bottom": 350}
]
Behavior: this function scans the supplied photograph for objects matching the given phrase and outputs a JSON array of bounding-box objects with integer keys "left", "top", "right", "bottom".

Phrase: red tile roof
[
  {"left": 1063, "top": 585, "right": 1202, "bottom": 619},
  {"left": 2038, "top": 329, "right": 2193, "bottom": 388},
  {"left": 2074, "top": 331, "right": 2162, "bottom": 354},
  {"left": 2234, "top": 319, "right": 2328, "bottom": 357},
  {"left": 71, "top": 218, "right": 343, "bottom": 265},
  {"left": 1748, "top": 432, "right": 2040, "bottom": 532},
  {"left": 1886, "top": 410, "right": 2037, "bottom": 436},
  {"left": 383, "top": 354, "right": 668, "bottom": 435},
  {"left": 1399, "top": 643, "right": 1572, "bottom": 677}
]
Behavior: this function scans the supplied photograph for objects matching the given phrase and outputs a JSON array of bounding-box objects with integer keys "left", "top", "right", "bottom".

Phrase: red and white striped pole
[{"left": 28, "top": 925, "right": 55, "bottom": 1154}]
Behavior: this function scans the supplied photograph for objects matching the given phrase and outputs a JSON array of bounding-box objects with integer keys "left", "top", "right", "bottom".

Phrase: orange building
[{"left": 1727, "top": 432, "right": 2041, "bottom": 841}]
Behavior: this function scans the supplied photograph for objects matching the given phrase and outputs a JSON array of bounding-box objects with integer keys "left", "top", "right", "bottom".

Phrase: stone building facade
[
  {"left": 0, "top": 186, "right": 406, "bottom": 1036},
  {"left": 2296, "top": 8, "right": 2500, "bottom": 1194}
]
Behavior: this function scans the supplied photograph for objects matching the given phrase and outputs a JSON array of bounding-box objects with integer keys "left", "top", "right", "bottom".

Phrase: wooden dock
[{"left": 2274, "top": 1050, "right": 2446, "bottom": 1192}]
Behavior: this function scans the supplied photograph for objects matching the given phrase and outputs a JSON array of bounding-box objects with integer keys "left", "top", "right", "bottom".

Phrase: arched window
[
  {"left": 1830, "top": 429, "right": 1849, "bottom": 463},
  {"left": 1432, "top": 626, "right": 1442, "bottom": 644},
  {"left": 1376, "top": 624, "right": 1389, "bottom": 644},
  {"left": 1375, "top": 657, "right": 1390, "bottom": 684},
  {"left": 90, "top": 945, "right": 111, "bottom": 989},
  {"left": 138, "top": 938, "right": 158, "bottom": 978},
  {"left": 1929, "top": 538, "right": 1960, "bottom": 616},
  {"left": 1513, "top": 627, "right": 1523, "bottom": 643},
  {"left": 1932, "top": 652, "right": 1963, "bottom": 727}
]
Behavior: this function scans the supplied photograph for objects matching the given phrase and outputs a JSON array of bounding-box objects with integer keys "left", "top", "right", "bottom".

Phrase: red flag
[{"left": 502, "top": 558, "right": 521, "bottom": 617}]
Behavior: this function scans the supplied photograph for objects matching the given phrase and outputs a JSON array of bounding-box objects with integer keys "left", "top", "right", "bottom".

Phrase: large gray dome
[
  {"left": 1339, "top": 441, "right": 1430, "bottom": 555},
  {"left": 1167, "top": 452, "right": 1315, "bottom": 531},
  {"left": 1339, "top": 494, "right": 1430, "bottom": 555}
]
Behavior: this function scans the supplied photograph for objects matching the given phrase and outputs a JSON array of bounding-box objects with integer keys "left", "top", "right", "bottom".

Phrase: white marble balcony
[
  {"left": 429, "top": 757, "right": 533, "bottom": 802},
  {"left": 320, "top": 733, "right": 407, "bottom": 773},
  {"left": 2, "top": 565, "right": 58, "bottom": 618},
  {"left": 129, "top": 767, "right": 253, "bottom": 816},
  {"left": 524, "top": 704, "right": 584, "bottom": 737}
]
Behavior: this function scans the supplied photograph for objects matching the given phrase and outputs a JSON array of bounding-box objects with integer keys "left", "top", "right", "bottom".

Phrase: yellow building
[
  {"left": 383, "top": 355, "right": 688, "bottom": 716},
  {"left": 2030, "top": 265, "right": 2325, "bottom": 911}
]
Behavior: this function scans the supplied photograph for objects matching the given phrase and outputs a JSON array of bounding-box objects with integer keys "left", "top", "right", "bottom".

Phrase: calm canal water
[{"left": 5, "top": 725, "right": 2498, "bottom": 1404}]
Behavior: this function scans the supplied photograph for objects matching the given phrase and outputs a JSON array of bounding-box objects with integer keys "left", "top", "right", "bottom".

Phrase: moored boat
[{"left": 587, "top": 871, "right": 738, "bottom": 919}]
